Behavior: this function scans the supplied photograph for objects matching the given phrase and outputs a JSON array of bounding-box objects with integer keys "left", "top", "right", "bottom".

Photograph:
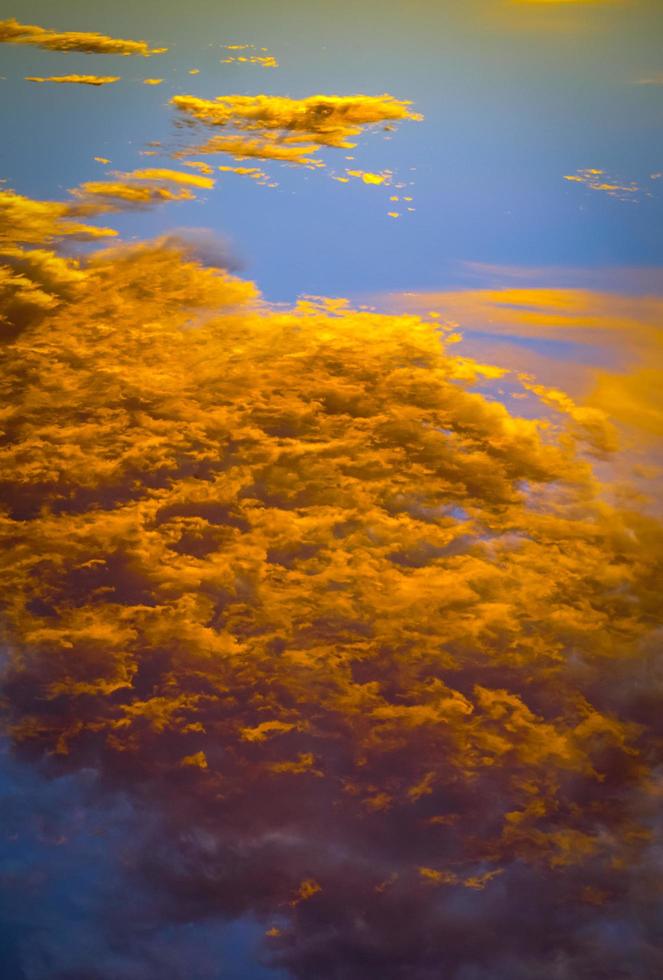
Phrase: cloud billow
[{"left": 0, "top": 194, "right": 662, "bottom": 979}]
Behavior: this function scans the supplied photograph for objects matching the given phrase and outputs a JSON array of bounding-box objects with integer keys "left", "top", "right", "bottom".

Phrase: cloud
[
  {"left": 117, "top": 167, "right": 215, "bottom": 189},
  {"left": 220, "top": 45, "right": 279, "bottom": 68},
  {"left": 220, "top": 43, "right": 278, "bottom": 68},
  {"left": 0, "top": 188, "right": 117, "bottom": 245},
  {"left": 178, "top": 134, "right": 322, "bottom": 166},
  {"left": 385, "top": 281, "right": 663, "bottom": 446},
  {"left": 0, "top": 17, "right": 166, "bottom": 56},
  {"left": 171, "top": 93, "right": 422, "bottom": 167},
  {"left": 25, "top": 75, "right": 121, "bottom": 86},
  {"left": 345, "top": 169, "right": 392, "bottom": 185},
  {"left": 218, "top": 164, "right": 272, "bottom": 185},
  {"left": 1, "top": 170, "right": 213, "bottom": 241},
  {"left": 564, "top": 168, "right": 642, "bottom": 200},
  {"left": 1, "top": 199, "right": 662, "bottom": 978},
  {"left": 68, "top": 181, "right": 198, "bottom": 213}
]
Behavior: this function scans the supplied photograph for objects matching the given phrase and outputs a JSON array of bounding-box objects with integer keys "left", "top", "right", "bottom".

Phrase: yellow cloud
[
  {"left": 220, "top": 42, "right": 278, "bottom": 69},
  {"left": 68, "top": 181, "right": 197, "bottom": 212},
  {"left": 25, "top": 75, "right": 121, "bottom": 86},
  {"left": 0, "top": 17, "right": 166, "bottom": 55},
  {"left": 218, "top": 164, "right": 270, "bottom": 183},
  {"left": 183, "top": 161, "right": 215, "bottom": 175},
  {"left": 386, "top": 283, "right": 663, "bottom": 443},
  {"left": 116, "top": 167, "right": 216, "bottom": 189},
  {"left": 346, "top": 169, "right": 391, "bottom": 185},
  {"left": 220, "top": 54, "right": 278, "bottom": 68},
  {"left": 564, "top": 168, "right": 641, "bottom": 199},
  {"left": 178, "top": 134, "right": 321, "bottom": 166},
  {"left": 0, "top": 188, "right": 117, "bottom": 245},
  {"left": 171, "top": 92, "right": 422, "bottom": 166},
  {"left": 1, "top": 199, "right": 661, "bottom": 973}
]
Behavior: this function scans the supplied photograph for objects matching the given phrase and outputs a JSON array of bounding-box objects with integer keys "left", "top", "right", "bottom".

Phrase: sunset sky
[{"left": 1, "top": 2, "right": 662, "bottom": 978}]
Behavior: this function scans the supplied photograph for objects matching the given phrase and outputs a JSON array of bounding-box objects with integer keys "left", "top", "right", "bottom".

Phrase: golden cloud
[
  {"left": 0, "top": 17, "right": 166, "bottom": 55},
  {"left": 25, "top": 74, "right": 121, "bottom": 86},
  {"left": 387, "top": 283, "right": 663, "bottom": 444},
  {"left": 1, "top": 189, "right": 662, "bottom": 977},
  {"left": 0, "top": 188, "right": 117, "bottom": 245},
  {"left": 220, "top": 42, "right": 278, "bottom": 68},
  {"left": 220, "top": 54, "right": 278, "bottom": 68},
  {"left": 564, "top": 168, "right": 642, "bottom": 200},
  {"left": 171, "top": 92, "right": 422, "bottom": 166}
]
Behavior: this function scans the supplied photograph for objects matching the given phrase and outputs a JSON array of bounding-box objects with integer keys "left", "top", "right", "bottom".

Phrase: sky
[
  {"left": 1, "top": 0, "right": 662, "bottom": 299},
  {"left": 0, "top": 2, "right": 662, "bottom": 979}
]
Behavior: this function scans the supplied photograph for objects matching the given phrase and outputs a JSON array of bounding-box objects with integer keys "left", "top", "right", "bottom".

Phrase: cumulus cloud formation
[
  {"left": 171, "top": 93, "right": 422, "bottom": 167},
  {"left": 1, "top": 190, "right": 662, "bottom": 978},
  {"left": 0, "top": 17, "right": 166, "bottom": 56},
  {"left": 25, "top": 74, "right": 121, "bottom": 86}
]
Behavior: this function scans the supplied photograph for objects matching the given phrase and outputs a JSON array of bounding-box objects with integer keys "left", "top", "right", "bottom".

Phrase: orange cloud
[
  {"left": 220, "top": 43, "right": 278, "bottom": 68},
  {"left": 25, "top": 74, "right": 121, "bottom": 86},
  {"left": 1, "top": 195, "right": 661, "bottom": 979},
  {"left": 0, "top": 188, "right": 117, "bottom": 245},
  {"left": 171, "top": 92, "right": 422, "bottom": 167},
  {"left": 386, "top": 283, "right": 663, "bottom": 445},
  {"left": 0, "top": 17, "right": 166, "bottom": 55},
  {"left": 564, "top": 168, "right": 642, "bottom": 200}
]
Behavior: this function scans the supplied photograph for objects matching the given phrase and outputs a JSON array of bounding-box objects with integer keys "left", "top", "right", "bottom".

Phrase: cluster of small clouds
[
  {"left": 564, "top": 167, "right": 642, "bottom": 200},
  {"left": 330, "top": 170, "right": 417, "bottom": 217},
  {"left": 220, "top": 44, "right": 278, "bottom": 68},
  {"left": 169, "top": 92, "right": 422, "bottom": 206},
  {"left": 3, "top": 16, "right": 420, "bottom": 207},
  {"left": 1, "top": 186, "right": 662, "bottom": 978},
  {"left": 564, "top": 166, "right": 663, "bottom": 203}
]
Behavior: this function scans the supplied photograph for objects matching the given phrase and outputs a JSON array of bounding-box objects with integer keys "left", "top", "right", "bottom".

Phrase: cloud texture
[{"left": 1, "top": 189, "right": 662, "bottom": 978}]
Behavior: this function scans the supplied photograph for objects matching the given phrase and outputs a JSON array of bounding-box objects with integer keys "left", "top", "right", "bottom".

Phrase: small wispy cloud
[
  {"left": 25, "top": 75, "right": 121, "bottom": 86},
  {"left": 0, "top": 17, "right": 166, "bottom": 56},
  {"left": 563, "top": 167, "right": 642, "bottom": 201}
]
